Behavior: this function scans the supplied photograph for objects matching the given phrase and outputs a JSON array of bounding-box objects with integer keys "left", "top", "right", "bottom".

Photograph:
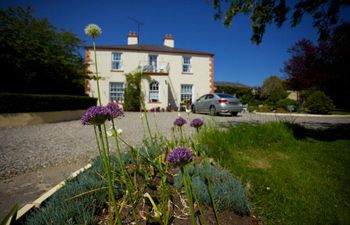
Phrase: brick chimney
[
  {"left": 127, "top": 31, "right": 138, "bottom": 45},
  {"left": 163, "top": 34, "right": 174, "bottom": 48}
]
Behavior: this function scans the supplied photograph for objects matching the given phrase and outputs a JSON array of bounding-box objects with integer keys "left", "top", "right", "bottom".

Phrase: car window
[
  {"left": 197, "top": 95, "right": 206, "bottom": 102},
  {"left": 206, "top": 94, "right": 214, "bottom": 99},
  {"left": 217, "top": 93, "right": 234, "bottom": 98}
]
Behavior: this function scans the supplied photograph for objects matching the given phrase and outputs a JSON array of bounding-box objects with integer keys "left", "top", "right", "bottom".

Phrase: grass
[{"left": 197, "top": 122, "right": 350, "bottom": 225}]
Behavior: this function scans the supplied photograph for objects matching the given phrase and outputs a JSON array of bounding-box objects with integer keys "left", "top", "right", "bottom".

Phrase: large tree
[
  {"left": 284, "top": 22, "right": 350, "bottom": 110},
  {"left": 211, "top": 0, "right": 350, "bottom": 44},
  {"left": 0, "top": 6, "right": 87, "bottom": 95}
]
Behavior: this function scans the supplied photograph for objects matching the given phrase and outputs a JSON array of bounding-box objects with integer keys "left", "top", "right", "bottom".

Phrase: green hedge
[{"left": 0, "top": 93, "right": 97, "bottom": 113}]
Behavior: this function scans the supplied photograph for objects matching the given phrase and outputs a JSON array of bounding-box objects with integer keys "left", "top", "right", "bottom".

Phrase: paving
[{"left": 1, "top": 112, "right": 349, "bottom": 219}]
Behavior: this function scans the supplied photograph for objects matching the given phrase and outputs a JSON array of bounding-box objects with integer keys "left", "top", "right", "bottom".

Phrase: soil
[{"left": 95, "top": 162, "right": 263, "bottom": 225}]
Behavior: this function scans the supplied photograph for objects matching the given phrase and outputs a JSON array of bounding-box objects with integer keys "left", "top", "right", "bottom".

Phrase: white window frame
[
  {"left": 112, "top": 52, "right": 122, "bottom": 70},
  {"left": 149, "top": 55, "right": 158, "bottom": 72},
  {"left": 110, "top": 82, "right": 124, "bottom": 102},
  {"left": 182, "top": 56, "right": 192, "bottom": 73},
  {"left": 180, "top": 84, "right": 193, "bottom": 103},
  {"left": 149, "top": 80, "right": 160, "bottom": 102}
]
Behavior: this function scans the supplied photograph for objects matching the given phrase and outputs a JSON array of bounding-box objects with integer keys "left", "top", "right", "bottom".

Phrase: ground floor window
[
  {"left": 180, "top": 84, "right": 193, "bottom": 104},
  {"left": 149, "top": 81, "right": 159, "bottom": 102},
  {"left": 110, "top": 82, "right": 124, "bottom": 102}
]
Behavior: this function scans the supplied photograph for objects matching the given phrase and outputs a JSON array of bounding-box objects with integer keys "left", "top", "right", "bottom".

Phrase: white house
[{"left": 85, "top": 32, "right": 214, "bottom": 110}]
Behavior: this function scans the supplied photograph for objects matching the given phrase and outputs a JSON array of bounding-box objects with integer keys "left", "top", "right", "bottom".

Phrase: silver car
[{"left": 191, "top": 93, "right": 242, "bottom": 116}]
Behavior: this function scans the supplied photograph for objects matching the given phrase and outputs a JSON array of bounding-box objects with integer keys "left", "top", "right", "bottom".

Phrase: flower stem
[{"left": 93, "top": 39, "right": 102, "bottom": 106}]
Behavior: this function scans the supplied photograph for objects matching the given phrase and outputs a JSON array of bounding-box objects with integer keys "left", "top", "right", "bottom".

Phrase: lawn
[{"left": 197, "top": 122, "right": 350, "bottom": 225}]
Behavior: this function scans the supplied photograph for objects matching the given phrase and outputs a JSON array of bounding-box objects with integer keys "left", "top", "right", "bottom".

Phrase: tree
[
  {"left": 284, "top": 23, "right": 350, "bottom": 110},
  {"left": 0, "top": 6, "right": 87, "bottom": 95},
  {"left": 211, "top": 0, "right": 350, "bottom": 44},
  {"left": 260, "top": 75, "right": 287, "bottom": 107}
]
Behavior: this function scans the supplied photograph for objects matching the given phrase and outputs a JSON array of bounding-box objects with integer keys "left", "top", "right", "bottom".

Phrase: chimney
[
  {"left": 163, "top": 34, "right": 174, "bottom": 48},
  {"left": 127, "top": 31, "right": 138, "bottom": 45}
]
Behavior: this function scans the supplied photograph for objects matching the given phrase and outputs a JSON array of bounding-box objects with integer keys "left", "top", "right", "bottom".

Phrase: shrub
[
  {"left": 174, "top": 163, "right": 250, "bottom": 215},
  {"left": 304, "top": 91, "right": 334, "bottom": 114},
  {"left": 276, "top": 98, "right": 299, "bottom": 112},
  {"left": 0, "top": 93, "right": 97, "bottom": 113},
  {"left": 123, "top": 71, "right": 143, "bottom": 111}
]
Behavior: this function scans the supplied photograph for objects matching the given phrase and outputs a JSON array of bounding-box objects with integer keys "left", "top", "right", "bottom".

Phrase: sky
[{"left": 1, "top": 0, "right": 350, "bottom": 87}]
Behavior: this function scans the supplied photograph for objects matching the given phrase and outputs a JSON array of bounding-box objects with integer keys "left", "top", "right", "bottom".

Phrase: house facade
[{"left": 85, "top": 32, "right": 214, "bottom": 110}]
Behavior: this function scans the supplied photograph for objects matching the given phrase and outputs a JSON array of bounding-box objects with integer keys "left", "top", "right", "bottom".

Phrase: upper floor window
[
  {"left": 110, "top": 82, "right": 124, "bottom": 102},
  {"left": 149, "top": 81, "right": 159, "bottom": 102},
  {"left": 149, "top": 55, "right": 158, "bottom": 71},
  {"left": 112, "top": 52, "right": 122, "bottom": 70},
  {"left": 183, "top": 56, "right": 191, "bottom": 73}
]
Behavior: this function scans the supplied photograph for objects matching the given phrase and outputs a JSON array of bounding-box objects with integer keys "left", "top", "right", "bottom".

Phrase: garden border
[{"left": 13, "top": 163, "right": 92, "bottom": 222}]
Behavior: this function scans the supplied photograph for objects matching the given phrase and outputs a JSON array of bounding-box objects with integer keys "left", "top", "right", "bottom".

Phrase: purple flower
[
  {"left": 174, "top": 117, "right": 187, "bottom": 127},
  {"left": 81, "top": 106, "right": 111, "bottom": 125},
  {"left": 106, "top": 102, "right": 124, "bottom": 119},
  {"left": 167, "top": 147, "right": 193, "bottom": 166},
  {"left": 190, "top": 118, "right": 204, "bottom": 128}
]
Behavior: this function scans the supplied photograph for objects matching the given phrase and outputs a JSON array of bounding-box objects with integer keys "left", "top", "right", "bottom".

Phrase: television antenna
[{"left": 128, "top": 17, "right": 144, "bottom": 43}]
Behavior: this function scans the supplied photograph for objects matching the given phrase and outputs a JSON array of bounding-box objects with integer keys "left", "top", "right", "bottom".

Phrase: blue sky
[{"left": 1, "top": 0, "right": 349, "bottom": 87}]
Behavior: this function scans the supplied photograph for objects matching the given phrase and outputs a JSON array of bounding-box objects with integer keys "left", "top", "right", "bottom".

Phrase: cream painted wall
[{"left": 87, "top": 49, "right": 212, "bottom": 109}]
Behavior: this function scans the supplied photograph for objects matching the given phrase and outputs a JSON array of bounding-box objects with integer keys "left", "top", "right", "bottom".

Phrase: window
[
  {"left": 149, "top": 55, "right": 158, "bottom": 71},
  {"left": 110, "top": 82, "right": 124, "bottom": 102},
  {"left": 182, "top": 56, "right": 191, "bottom": 72},
  {"left": 149, "top": 81, "right": 159, "bottom": 102},
  {"left": 112, "top": 52, "right": 122, "bottom": 70},
  {"left": 180, "top": 84, "right": 193, "bottom": 103}
]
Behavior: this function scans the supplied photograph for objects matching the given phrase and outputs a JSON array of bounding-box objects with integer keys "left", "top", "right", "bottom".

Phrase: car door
[
  {"left": 195, "top": 95, "right": 207, "bottom": 113},
  {"left": 203, "top": 94, "right": 215, "bottom": 113}
]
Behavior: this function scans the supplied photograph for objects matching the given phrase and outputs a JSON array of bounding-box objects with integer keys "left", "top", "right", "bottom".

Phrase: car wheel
[
  {"left": 231, "top": 112, "right": 238, "bottom": 116},
  {"left": 209, "top": 106, "right": 216, "bottom": 116},
  {"left": 191, "top": 105, "right": 196, "bottom": 113}
]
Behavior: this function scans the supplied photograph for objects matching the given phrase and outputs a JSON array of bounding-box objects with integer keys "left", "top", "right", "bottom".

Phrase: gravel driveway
[{"left": 0, "top": 112, "right": 349, "bottom": 218}]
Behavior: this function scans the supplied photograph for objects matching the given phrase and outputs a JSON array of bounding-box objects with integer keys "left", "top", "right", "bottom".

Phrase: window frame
[
  {"left": 109, "top": 82, "right": 124, "bottom": 102},
  {"left": 180, "top": 84, "right": 193, "bottom": 103},
  {"left": 111, "top": 52, "right": 122, "bottom": 70},
  {"left": 182, "top": 56, "right": 192, "bottom": 73},
  {"left": 149, "top": 80, "right": 160, "bottom": 102}
]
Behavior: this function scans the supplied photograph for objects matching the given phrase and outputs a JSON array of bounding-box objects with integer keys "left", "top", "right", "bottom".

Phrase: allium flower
[
  {"left": 190, "top": 118, "right": 204, "bottom": 128},
  {"left": 84, "top": 24, "right": 102, "bottom": 38},
  {"left": 81, "top": 106, "right": 111, "bottom": 125},
  {"left": 166, "top": 147, "right": 193, "bottom": 166},
  {"left": 174, "top": 117, "right": 187, "bottom": 127},
  {"left": 106, "top": 102, "right": 124, "bottom": 119}
]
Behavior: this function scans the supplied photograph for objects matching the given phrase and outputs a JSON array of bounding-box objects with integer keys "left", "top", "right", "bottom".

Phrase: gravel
[{"left": 1, "top": 112, "right": 349, "bottom": 179}]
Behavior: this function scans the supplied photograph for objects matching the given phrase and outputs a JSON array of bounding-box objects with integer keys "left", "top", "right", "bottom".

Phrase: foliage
[
  {"left": 260, "top": 76, "right": 287, "bottom": 108},
  {"left": 1, "top": 204, "right": 18, "bottom": 225},
  {"left": 304, "top": 90, "right": 334, "bottom": 114},
  {"left": 198, "top": 122, "right": 350, "bottom": 225},
  {"left": 284, "top": 23, "right": 350, "bottom": 110},
  {"left": 211, "top": 0, "right": 350, "bottom": 44},
  {"left": 276, "top": 98, "right": 298, "bottom": 112},
  {"left": 0, "top": 6, "right": 88, "bottom": 95},
  {"left": 22, "top": 157, "right": 123, "bottom": 225},
  {"left": 0, "top": 93, "right": 97, "bottom": 113},
  {"left": 174, "top": 163, "right": 250, "bottom": 215},
  {"left": 123, "top": 70, "right": 144, "bottom": 111}
]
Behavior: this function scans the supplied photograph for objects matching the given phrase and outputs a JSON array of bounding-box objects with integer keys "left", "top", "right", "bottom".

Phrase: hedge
[{"left": 0, "top": 93, "right": 97, "bottom": 113}]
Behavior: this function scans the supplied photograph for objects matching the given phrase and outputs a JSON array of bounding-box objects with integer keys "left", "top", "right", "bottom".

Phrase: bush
[
  {"left": 0, "top": 93, "right": 97, "bottom": 113},
  {"left": 174, "top": 163, "right": 250, "bottom": 215},
  {"left": 304, "top": 91, "right": 334, "bottom": 114},
  {"left": 123, "top": 71, "right": 143, "bottom": 111},
  {"left": 276, "top": 99, "right": 299, "bottom": 112}
]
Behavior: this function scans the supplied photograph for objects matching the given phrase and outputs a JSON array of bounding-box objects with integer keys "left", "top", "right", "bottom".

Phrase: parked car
[{"left": 191, "top": 93, "right": 243, "bottom": 116}]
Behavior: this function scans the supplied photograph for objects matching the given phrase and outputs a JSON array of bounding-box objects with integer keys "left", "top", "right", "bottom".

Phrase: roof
[
  {"left": 214, "top": 81, "right": 250, "bottom": 88},
  {"left": 85, "top": 44, "right": 214, "bottom": 56}
]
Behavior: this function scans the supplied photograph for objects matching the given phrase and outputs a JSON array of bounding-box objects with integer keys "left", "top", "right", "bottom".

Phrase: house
[{"left": 85, "top": 32, "right": 214, "bottom": 110}]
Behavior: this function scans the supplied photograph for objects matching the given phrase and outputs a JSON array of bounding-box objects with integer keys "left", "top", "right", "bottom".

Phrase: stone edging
[
  {"left": 254, "top": 112, "right": 350, "bottom": 118},
  {"left": 14, "top": 163, "right": 92, "bottom": 221}
]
